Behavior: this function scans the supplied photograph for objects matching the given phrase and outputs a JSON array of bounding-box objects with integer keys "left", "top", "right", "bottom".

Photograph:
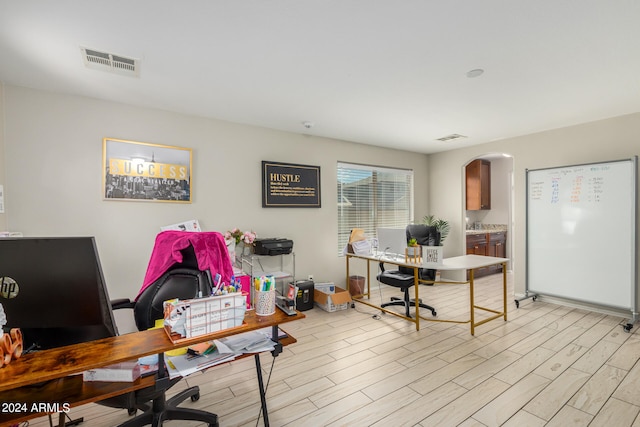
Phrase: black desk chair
[
  {"left": 377, "top": 224, "right": 440, "bottom": 318},
  {"left": 99, "top": 245, "right": 219, "bottom": 427}
]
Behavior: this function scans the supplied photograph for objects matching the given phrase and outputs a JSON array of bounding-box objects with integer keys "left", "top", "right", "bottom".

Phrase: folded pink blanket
[{"left": 137, "top": 231, "right": 233, "bottom": 300}]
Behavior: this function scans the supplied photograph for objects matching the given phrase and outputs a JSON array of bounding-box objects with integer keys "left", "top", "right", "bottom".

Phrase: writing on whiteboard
[{"left": 530, "top": 167, "right": 611, "bottom": 205}]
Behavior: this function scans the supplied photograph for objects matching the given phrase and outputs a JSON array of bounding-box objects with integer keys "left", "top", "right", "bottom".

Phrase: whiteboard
[{"left": 526, "top": 158, "right": 637, "bottom": 312}]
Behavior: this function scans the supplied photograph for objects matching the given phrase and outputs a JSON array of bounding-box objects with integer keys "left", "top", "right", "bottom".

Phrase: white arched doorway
[{"left": 462, "top": 153, "right": 514, "bottom": 273}]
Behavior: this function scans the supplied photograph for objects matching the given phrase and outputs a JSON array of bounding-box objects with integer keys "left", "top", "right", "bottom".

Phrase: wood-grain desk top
[{"left": 0, "top": 309, "right": 305, "bottom": 393}]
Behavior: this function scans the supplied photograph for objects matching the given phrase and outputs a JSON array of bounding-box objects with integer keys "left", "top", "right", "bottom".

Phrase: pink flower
[
  {"left": 227, "top": 228, "right": 256, "bottom": 245},
  {"left": 243, "top": 231, "right": 257, "bottom": 244}
]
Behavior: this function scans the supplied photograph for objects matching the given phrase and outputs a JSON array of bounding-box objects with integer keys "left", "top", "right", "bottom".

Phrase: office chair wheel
[{"left": 191, "top": 392, "right": 200, "bottom": 402}]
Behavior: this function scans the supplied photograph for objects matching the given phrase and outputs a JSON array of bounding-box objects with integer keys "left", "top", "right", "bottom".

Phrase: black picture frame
[{"left": 262, "top": 161, "right": 321, "bottom": 208}]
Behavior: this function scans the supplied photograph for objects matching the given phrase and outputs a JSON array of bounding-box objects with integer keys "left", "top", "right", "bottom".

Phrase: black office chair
[
  {"left": 377, "top": 224, "right": 440, "bottom": 318},
  {"left": 99, "top": 244, "right": 219, "bottom": 427}
]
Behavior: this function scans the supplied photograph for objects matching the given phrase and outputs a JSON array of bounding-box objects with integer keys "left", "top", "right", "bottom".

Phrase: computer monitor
[
  {"left": 376, "top": 228, "right": 408, "bottom": 258},
  {"left": 0, "top": 237, "right": 117, "bottom": 351}
]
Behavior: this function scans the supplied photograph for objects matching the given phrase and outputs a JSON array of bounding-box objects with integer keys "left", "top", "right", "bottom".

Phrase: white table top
[
  {"left": 350, "top": 252, "right": 508, "bottom": 271},
  {"left": 425, "top": 254, "right": 508, "bottom": 271}
]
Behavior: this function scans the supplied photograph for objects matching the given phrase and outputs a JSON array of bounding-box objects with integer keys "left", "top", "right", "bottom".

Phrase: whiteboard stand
[
  {"left": 524, "top": 158, "right": 638, "bottom": 333},
  {"left": 514, "top": 292, "right": 537, "bottom": 309}
]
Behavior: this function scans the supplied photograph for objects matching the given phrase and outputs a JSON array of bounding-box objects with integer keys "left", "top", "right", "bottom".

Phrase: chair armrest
[{"left": 111, "top": 298, "right": 135, "bottom": 310}]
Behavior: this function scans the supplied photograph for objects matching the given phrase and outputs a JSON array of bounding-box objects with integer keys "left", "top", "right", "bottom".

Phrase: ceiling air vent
[
  {"left": 81, "top": 47, "right": 140, "bottom": 77},
  {"left": 436, "top": 134, "right": 467, "bottom": 142}
]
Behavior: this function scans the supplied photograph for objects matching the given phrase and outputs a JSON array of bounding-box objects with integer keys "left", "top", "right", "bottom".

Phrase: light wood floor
[{"left": 27, "top": 272, "right": 640, "bottom": 427}]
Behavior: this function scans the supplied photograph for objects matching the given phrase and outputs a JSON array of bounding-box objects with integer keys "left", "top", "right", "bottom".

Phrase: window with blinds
[{"left": 337, "top": 162, "right": 414, "bottom": 255}]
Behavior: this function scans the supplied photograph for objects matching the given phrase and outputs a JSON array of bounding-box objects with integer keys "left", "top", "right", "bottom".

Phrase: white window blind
[{"left": 337, "top": 162, "right": 414, "bottom": 255}]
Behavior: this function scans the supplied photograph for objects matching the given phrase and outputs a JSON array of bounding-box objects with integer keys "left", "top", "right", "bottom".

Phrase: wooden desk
[
  {"left": 0, "top": 310, "right": 304, "bottom": 427},
  {"left": 346, "top": 253, "right": 508, "bottom": 334}
]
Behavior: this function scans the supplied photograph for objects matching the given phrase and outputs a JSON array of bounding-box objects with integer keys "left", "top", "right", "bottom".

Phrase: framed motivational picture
[
  {"left": 103, "top": 138, "right": 192, "bottom": 203},
  {"left": 262, "top": 161, "right": 321, "bottom": 208}
]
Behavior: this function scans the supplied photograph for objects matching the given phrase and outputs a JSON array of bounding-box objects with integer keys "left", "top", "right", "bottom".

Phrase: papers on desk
[
  {"left": 166, "top": 349, "right": 236, "bottom": 379},
  {"left": 217, "top": 329, "right": 277, "bottom": 353},
  {"left": 165, "top": 328, "right": 284, "bottom": 379}
]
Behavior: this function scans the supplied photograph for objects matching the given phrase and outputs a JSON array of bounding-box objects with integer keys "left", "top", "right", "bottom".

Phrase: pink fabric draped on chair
[{"left": 136, "top": 230, "right": 233, "bottom": 300}]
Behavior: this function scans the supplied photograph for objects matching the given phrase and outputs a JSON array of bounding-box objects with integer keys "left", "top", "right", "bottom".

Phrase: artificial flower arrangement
[{"left": 225, "top": 228, "right": 257, "bottom": 245}]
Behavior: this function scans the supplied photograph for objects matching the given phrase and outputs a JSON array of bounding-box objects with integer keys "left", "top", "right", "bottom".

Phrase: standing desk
[
  {"left": 346, "top": 253, "right": 508, "bottom": 334},
  {"left": 0, "top": 309, "right": 304, "bottom": 427}
]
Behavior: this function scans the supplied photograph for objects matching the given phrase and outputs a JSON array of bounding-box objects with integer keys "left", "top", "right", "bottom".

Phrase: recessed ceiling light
[{"left": 466, "top": 69, "right": 484, "bottom": 78}]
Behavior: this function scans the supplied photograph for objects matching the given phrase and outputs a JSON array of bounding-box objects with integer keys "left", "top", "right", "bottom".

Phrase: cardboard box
[
  {"left": 314, "top": 286, "right": 352, "bottom": 312},
  {"left": 314, "top": 282, "right": 336, "bottom": 294}
]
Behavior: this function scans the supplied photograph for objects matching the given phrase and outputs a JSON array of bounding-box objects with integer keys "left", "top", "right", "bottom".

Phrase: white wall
[
  {"left": 429, "top": 113, "right": 640, "bottom": 311},
  {"left": 1, "top": 85, "right": 429, "bottom": 301}
]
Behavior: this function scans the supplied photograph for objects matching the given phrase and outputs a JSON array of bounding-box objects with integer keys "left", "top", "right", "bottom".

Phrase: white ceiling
[{"left": 1, "top": 1, "right": 639, "bottom": 154}]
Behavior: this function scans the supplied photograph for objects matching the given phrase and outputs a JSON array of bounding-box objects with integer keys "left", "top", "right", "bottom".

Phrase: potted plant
[
  {"left": 422, "top": 215, "right": 450, "bottom": 244},
  {"left": 405, "top": 237, "right": 421, "bottom": 262}
]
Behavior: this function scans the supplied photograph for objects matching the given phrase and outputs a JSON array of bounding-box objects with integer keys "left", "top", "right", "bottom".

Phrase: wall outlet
[{"left": 307, "top": 274, "right": 314, "bottom": 281}]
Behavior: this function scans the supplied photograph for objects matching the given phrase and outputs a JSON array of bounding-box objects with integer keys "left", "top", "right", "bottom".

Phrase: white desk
[{"left": 346, "top": 253, "right": 508, "bottom": 334}]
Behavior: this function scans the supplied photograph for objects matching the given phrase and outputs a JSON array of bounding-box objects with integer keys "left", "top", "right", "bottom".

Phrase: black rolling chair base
[
  {"left": 381, "top": 299, "right": 437, "bottom": 318},
  {"left": 119, "top": 386, "right": 218, "bottom": 427}
]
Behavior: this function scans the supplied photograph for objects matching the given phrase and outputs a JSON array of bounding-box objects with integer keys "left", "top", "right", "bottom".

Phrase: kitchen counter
[{"left": 466, "top": 225, "right": 507, "bottom": 235}]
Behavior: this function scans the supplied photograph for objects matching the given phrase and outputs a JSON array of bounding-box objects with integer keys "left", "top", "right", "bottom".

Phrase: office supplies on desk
[
  {"left": 165, "top": 327, "right": 285, "bottom": 379},
  {"left": 276, "top": 295, "right": 296, "bottom": 316},
  {"left": 255, "top": 288, "right": 276, "bottom": 316},
  {"left": 216, "top": 330, "right": 277, "bottom": 353},
  {"left": 163, "top": 293, "right": 247, "bottom": 341},
  {"left": 212, "top": 272, "right": 222, "bottom": 295},
  {"left": 254, "top": 275, "right": 275, "bottom": 291},
  {"left": 166, "top": 347, "right": 236, "bottom": 379},
  {"left": 189, "top": 342, "right": 212, "bottom": 354},
  {"left": 349, "top": 239, "right": 372, "bottom": 255}
]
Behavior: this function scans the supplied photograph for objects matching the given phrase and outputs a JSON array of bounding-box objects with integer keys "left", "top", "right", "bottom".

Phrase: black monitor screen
[{"left": 0, "top": 237, "right": 117, "bottom": 351}]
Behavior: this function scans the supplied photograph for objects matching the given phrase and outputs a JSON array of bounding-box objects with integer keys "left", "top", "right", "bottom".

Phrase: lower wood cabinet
[{"left": 466, "top": 231, "right": 506, "bottom": 278}]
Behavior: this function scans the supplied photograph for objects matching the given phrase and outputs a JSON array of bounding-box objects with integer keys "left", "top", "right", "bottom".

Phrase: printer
[{"left": 253, "top": 238, "right": 294, "bottom": 255}]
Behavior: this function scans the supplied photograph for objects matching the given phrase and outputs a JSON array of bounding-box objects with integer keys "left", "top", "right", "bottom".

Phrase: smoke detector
[{"left": 81, "top": 47, "right": 140, "bottom": 77}]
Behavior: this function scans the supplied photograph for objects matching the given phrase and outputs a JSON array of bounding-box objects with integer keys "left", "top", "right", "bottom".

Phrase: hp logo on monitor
[{"left": 0, "top": 277, "right": 19, "bottom": 299}]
